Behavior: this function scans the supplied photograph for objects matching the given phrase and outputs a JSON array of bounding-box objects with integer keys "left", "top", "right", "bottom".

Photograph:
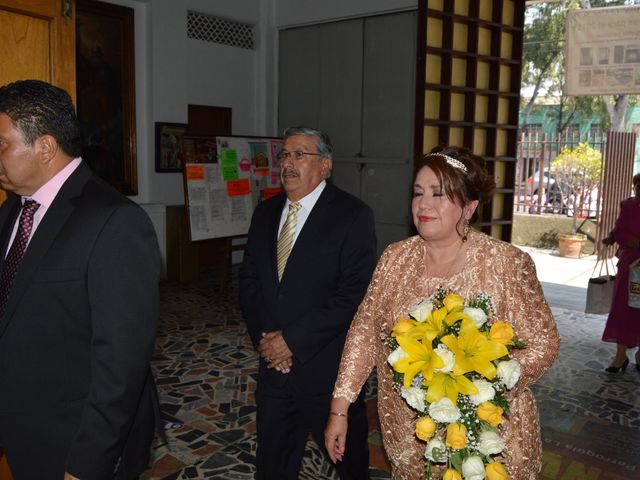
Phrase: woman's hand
[
  {"left": 602, "top": 235, "right": 616, "bottom": 246},
  {"left": 324, "top": 397, "right": 351, "bottom": 464}
]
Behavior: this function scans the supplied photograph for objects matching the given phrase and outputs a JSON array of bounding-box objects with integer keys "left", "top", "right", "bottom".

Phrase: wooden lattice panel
[{"left": 415, "top": 0, "right": 525, "bottom": 241}]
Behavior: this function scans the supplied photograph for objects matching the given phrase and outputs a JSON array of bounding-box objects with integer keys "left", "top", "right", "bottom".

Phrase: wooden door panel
[
  {"left": 0, "top": 0, "right": 75, "bottom": 205},
  {"left": 0, "top": 10, "right": 51, "bottom": 84},
  {"left": 0, "top": 0, "right": 75, "bottom": 100}
]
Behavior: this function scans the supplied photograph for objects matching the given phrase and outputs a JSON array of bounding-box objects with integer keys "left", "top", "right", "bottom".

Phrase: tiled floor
[{"left": 142, "top": 269, "right": 640, "bottom": 480}]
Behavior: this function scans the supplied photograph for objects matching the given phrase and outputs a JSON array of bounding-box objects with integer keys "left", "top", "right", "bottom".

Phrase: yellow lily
[
  {"left": 392, "top": 316, "right": 416, "bottom": 337},
  {"left": 394, "top": 334, "right": 444, "bottom": 387},
  {"left": 443, "top": 293, "right": 465, "bottom": 310},
  {"left": 489, "top": 321, "right": 515, "bottom": 346},
  {"left": 441, "top": 319, "right": 508, "bottom": 380},
  {"left": 421, "top": 306, "right": 448, "bottom": 341},
  {"left": 444, "top": 308, "right": 468, "bottom": 327},
  {"left": 425, "top": 371, "right": 478, "bottom": 403}
]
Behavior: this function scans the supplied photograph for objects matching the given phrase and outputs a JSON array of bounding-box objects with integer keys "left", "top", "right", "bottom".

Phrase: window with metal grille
[{"left": 187, "top": 11, "right": 254, "bottom": 50}]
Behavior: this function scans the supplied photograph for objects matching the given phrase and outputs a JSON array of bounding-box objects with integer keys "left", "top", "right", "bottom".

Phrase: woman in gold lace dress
[{"left": 325, "top": 146, "right": 560, "bottom": 479}]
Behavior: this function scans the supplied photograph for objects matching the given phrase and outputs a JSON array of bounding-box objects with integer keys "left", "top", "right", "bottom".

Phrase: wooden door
[{"left": 0, "top": 0, "right": 75, "bottom": 205}]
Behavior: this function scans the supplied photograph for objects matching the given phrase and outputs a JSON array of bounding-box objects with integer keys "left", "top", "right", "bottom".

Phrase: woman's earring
[{"left": 462, "top": 221, "right": 470, "bottom": 242}]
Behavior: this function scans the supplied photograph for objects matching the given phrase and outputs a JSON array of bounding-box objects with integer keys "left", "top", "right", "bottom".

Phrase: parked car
[
  {"left": 525, "top": 168, "right": 569, "bottom": 213},
  {"left": 566, "top": 187, "right": 601, "bottom": 219}
]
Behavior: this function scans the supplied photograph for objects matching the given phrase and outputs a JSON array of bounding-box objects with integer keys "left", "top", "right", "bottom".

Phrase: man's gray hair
[{"left": 282, "top": 126, "right": 333, "bottom": 160}]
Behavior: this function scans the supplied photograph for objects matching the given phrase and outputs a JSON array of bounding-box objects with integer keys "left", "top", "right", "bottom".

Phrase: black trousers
[{"left": 255, "top": 383, "right": 369, "bottom": 480}]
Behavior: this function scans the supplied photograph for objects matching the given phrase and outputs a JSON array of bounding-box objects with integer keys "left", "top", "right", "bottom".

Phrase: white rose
[
  {"left": 497, "top": 359, "right": 521, "bottom": 390},
  {"left": 424, "top": 437, "right": 447, "bottom": 463},
  {"left": 428, "top": 397, "right": 460, "bottom": 423},
  {"left": 463, "top": 307, "right": 488, "bottom": 328},
  {"left": 477, "top": 430, "right": 505, "bottom": 455},
  {"left": 387, "top": 346, "right": 408, "bottom": 366},
  {"left": 410, "top": 299, "right": 434, "bottom": 323},
  {"left": 434, "top": 344, "right": 455, "bottom": 373},
  {"left": 461, "top": 455, "right": 486, "bottom": 480},
  {"left": 469, "top": 379, "right": 495, "bottom": 405},
  {"left": 400, "top": 386, "right": 426, "bottom": 412}
]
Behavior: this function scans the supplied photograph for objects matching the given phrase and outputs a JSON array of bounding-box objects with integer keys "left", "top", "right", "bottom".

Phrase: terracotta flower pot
[{"left": 558, "top": 233, "right": 586, "bottom": 258}]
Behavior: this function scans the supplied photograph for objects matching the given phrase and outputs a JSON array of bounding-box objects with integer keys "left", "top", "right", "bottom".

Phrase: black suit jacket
[
  {"left": 0, "top": 162, "right": 161, "bottom": 479},
  {"left": 239, "top": 183, "right": 376, "bottom": 395}
]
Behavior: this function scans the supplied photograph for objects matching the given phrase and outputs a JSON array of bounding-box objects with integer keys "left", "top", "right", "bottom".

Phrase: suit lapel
[{"left": 0, "top": 163, "right": 93, "bottom": 337}]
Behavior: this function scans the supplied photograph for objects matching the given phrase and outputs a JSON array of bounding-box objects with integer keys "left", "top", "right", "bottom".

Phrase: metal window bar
[{"left": 514, "top": 131, "right": 606, "bottom": 219}]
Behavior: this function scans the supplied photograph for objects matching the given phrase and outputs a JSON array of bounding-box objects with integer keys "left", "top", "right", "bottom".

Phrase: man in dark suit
[
  {"left": 240, "top": 126, "right": 377, "bottom": 479},
  {"left": 0, "top": 80, "right": 160, "bottom": 479}
]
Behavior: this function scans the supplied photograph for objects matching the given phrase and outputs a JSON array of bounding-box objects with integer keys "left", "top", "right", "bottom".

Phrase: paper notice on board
[
  {"left": 183, "top": 136, "right": 283, "bottom": 241},
  {"left": 230, "top": 196, "right": 250, "bottom": 222},
  {"left": 220, "top": 149, "right": 240, "bottom": 180},
  {"left": 186, "top": 164, "right": 206, "bottom": 181},
  {"left": 208, "top": 188, "right": 227, "bottom": 222},
  {"left": 249, "top": 141, "right": 270, "bottom": 177},
  {"left": 227, "top": 178, "right": 251, "bottom": 196}
]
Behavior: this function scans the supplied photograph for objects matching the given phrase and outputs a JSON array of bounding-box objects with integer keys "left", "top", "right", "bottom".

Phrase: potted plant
[{"left": 550, "top": 142, "right": 602, "bottom": 258}]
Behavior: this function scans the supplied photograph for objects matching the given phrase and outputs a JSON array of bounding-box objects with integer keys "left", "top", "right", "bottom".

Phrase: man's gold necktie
[{"left": 276, "top": 202, "right": 301, "bottom": 280}]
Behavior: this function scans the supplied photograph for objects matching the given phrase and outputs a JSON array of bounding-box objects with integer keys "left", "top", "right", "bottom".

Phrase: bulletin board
[{"left": 183, "top": 135, "right": 283, "bottom": 241}]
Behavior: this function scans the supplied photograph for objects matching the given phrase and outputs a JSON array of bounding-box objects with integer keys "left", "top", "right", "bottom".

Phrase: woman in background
[{"left": 602, "top": 173, "right": 640, "bottom": 372}]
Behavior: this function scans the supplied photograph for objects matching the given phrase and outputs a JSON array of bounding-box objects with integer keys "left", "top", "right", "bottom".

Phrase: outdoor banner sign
[{"left": 565, "top": 5, "right": 640, "bottom": 96}]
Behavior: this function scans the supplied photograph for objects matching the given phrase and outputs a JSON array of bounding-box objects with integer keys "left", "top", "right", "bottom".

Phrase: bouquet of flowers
[{"left": 386, "top": 288, "right": 526, "bottom": 480}]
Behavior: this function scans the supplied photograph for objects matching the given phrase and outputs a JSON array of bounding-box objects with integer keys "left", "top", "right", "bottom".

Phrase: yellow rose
[
  {"left": 486, "top": 461, "right": 510, "bottom": 480},
  {"left": 477, "top": 401, "right": 504, "bottom": 427},
  {"left": 415, "top": 417, "right": 436, "bottom": 441},
  {"left": 489, "top": 321, "right": 515, "bottom": 346},
  {"left": 392, "top": 316, "right": 414, "bottom": 337},
  {"left": 443, "top": 293, "right": 464, "bottom": 311},
  {"left": 445, "top": 422, "right": 467, "bottom": 450},
  {"left": 443, "top": 468, "right": 463, "bottom": 480}
]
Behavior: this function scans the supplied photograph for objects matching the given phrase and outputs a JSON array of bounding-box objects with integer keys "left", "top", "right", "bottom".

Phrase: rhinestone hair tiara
[{"left": 424, "top": 153, "right": 468, "bottom": 173}]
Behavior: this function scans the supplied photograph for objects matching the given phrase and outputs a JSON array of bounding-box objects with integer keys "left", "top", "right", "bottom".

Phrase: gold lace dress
[{"left": 333, "top": 230, "right": 560, "bottom": 480}]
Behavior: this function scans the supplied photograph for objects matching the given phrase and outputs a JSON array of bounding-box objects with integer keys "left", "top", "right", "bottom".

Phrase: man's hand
[
  {"left": 258, "top": 330, "right": 293, "bottom": 373},
  {"left": 64, "top": 473, "right": 80, "bottom": 480},
  {"left": 272, "top": 357, "right": 293, "bottom": 374}
]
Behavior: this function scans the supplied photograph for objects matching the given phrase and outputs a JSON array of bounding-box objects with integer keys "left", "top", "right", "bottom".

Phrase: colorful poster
[
  {"left": 249, "top": 141, "right": 270, "bottom": 177},
  {"left": 183, "top": 136, "right": 282, "bottom": 241}
]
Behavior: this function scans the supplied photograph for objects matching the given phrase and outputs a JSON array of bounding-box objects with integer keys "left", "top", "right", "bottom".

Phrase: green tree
[
  {"left": 521, "top": 0, "right": 637, "bottom": 133},
  {"left": 551, "top": 142, "right": 603, "bottom": 233}
]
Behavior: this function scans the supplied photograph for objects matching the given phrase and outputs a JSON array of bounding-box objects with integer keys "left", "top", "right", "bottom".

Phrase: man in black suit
[
  {"left": 0, "top": 80, "right": 160, "bottom": 479},
  {"left": 240, "top": 126, "right": 377, "bottom": 479}
]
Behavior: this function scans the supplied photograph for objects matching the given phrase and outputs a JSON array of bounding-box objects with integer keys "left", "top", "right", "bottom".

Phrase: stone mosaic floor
[{"left": 142, "top": 271, "right": 640, "bottom": 480}]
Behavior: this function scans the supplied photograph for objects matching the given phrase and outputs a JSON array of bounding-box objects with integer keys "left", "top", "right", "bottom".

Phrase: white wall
[
  {"left": 100, "top": 0, "right": 416, "bottom": 268},
  {"left": 148, "top": 0, "right": 263, "bottom": 206},
  {"left": 112, "top": 0, "right": 417, "bottom": 205}
]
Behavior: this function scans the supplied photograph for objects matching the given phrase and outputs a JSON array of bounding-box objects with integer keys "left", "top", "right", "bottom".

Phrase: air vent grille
[{"left": 187, "top": 11, "right": 255, "bottom": 50}]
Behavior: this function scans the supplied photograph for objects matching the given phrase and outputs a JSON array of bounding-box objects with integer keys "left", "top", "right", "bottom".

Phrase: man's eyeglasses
[{"left": 277, "top": 150, "right": 322, "bottom": 162}]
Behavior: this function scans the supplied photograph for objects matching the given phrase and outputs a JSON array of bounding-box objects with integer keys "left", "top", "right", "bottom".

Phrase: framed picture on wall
[
  {"left": 76, "top": 0, "right": 138, "bottom": 195},
  {"left": 155, "top": 122, "right": 188, "bottom": 172}
]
